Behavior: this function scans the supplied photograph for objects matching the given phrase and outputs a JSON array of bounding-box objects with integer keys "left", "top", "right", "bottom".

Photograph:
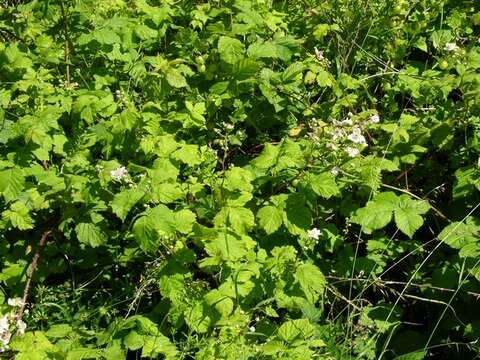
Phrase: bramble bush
[{"left": 0, "top": 0, "right": 480, "bottom": 359}]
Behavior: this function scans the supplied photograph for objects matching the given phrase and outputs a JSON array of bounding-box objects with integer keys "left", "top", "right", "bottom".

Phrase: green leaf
[
  {"left": 133, "top": 205, "right": 194, "bottom": 252},
  {"left": 45, "top": 324, "right": 74, "bottom": 338},
  {"left": 151, "top": 182, "right": 184, "bottom": 204},
  {"left": 142, "top": 334, "right": 178, "bottom": 359},
  {"left": 282, "top": 62, "right": 305, "bottom": 82},
  {"left": 124, "top": 331, "right": 144, "bottom": 350},
  {"left": 394, "top": 208, "right": 423, "bottom": 238},
  {"left": 247, "top": 36, "right": 299, "bottom": 62},
  {"left": 184, "top": 302, "right": 211, "bottom": 334},
  {"left": 275, "top": 139, "right": 305, "bottom": 172},
  {"left": 171, "top": 144, "right": 201, "bottom": 166},
  {"left": 111, "top": 188, "right": 145, "bottom": 222},
  {"left": 133, "top": 216, "right": 157, "bottom": 253},
  {"left": 185, "top": 101, "right": 206, "bottom": 127},
  {"left": 149, "top": 158, "right": 179, "bottom": 182},
  {"left": 165, "top": 68, "right": 187, "bottom": 88},
  {"left": 438, "top": 219, "right": 480, "bottom": 249},
  {"left": 203, "top": 232, "right": 253, "bottom": 263},
  {"left": 351, "top": 202, "right": 393, "bottom": 234},
  {"left": 2, "top": 201, "right": 33, "bottom": 230},
  {"left": 394, "top": 350, "right": 426, "bottom": 360},
  {"left": 173, "top": 209, "right": 196, "bottom": 234},
  {"left": 295, "top": 263, "right": 326, "bottom": 303},
  {"left": 252, "top": 143, "right": 280, "bottom": 169},
  {"left": 351, "top": 192, "right": 427, "bottom": 236},
  {"left": 214, "top": 206, "right": 254, "bottom": 234},
  {"left": 75, "top": 223, "right": 105, "bottom": 247},
  {"left": 94, "top": 27, "right": 121, "bottom": 45},
  {"left": 223, "top": 167, "right": 253, "bottom": 193},
  {"left": 233, "top": 58, "right": 259, "bottom": 80},
  {"left": 257, "top": 205, "right": 283, "bottom": 234},
  {"left": 393, "top": 195, "right": 429, "bottom": 238},
  {"left": 430, "top": 29, "right": 453, "bottom": 49},
  {"left": 308, "top": 172, "right": 339, "bottom": 199},
  {"left": 459, "top": 242, "right": 480, "bottom": 258},
  {"left": 284, "top": 194, "right": 311, "bottom": 235},
  {"left": 10, "top": 331, "right": 56, "bottom": 353},
  {"left": 277, "top": 319, "right": 315, "bottom": 343},
  {"left": 0, "top": 260, "right": 27, "bottom": 286},
  {"left": 218, "top": 36, "right": 245, "bottom": 64},
  {"left": 359, "top": 304, "right": 402, "bottom": 333},
  {"left": 66, "top": 347, "right": 104, "bottom": 359},
  {"left": 0, "top": 168, "right": 25, "bottom": 203},
  {"left": 204, "top": 289, "right": 234, "bottom": 317}
]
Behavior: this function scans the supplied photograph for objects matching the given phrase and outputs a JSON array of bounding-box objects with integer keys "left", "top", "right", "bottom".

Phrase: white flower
[
  {"left": 0, "top": 316, "right": 8, "bottom": 333},
  {"left": 347, "top": 132, "right": 367, "bottom": 145},
  {"left": 444, "top": 42, "right": 458, "bottom": 51},
  {"left": 333, "top": 118, "right": 353, "bottom": 127},
  {"left": 346, "top": 146, "right": 360, "bottom": 157},
  {"left": 223, "top": 122, "right": 234, "bottom": 131},
  {"left": 7, "top": 298, "right": 23, "bottom": 307},
  {"left": 314, "top": 47, "right": 324, "bottom": 61},
  {"left": 347, "top": 127, "right": 367, "bottom": 145},
  {"left": 307, "top": 227, "right": 322, "bottom": 240},
  {"left": 0, "top": 331, "right": 11, "bottom": 350},
  {"left": 249, "top": 326, "right": 256, "bottom": 332},
  {"left": 369, "top": 114, "right": 380, "bottom": 124},
  {"left": 331, "top": 128, "right": 346, "bottom": 140},
  {"left": 0, "top": 316, "right": 10, "bottom": 352},
  {"left": 115, "top": 89, "right": 124, "bottom": 99},
  {"left": 110, "top": 166, "right": 128, "bottom": 181},
  {"left": 326, "top": 142, "right": 338, "bottom": 150},
  {"left": 15, "top": 320, "right": 26, "bottom": 335},
  {"left": 330, "top": 166, "right": 340, "bottom": 176},
  {"left": 351, "top": 126, "right": 362, "bottom": 135},
  {"left": 308, "top": 132, "right": 319, "bottom": 141}
]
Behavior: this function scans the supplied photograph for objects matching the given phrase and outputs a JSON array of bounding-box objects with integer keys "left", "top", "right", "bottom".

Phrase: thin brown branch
[
  {"left": 41, "top": 160, "right": 49, "bottom": 171},
  {"left": 326, "top": 275, "right": 480, "bottom": 298},
  {"left": 14, "top": 229, "right": 52, "bottom": 332},
  {"left": 381, "top": 183, "right": 450, "bottom": 222},
  {"left": 326, "top": 285, "right": 363, "bottom": 311}
]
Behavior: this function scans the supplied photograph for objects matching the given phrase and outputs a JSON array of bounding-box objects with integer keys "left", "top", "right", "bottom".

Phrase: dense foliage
[{"left": 1, "top": 0, "right": 480, "bottom": 358}]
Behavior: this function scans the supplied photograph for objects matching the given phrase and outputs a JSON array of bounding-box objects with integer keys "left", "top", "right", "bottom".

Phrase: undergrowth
[{"left": 0, "top": 0, "right": 480, "bottom": 359}]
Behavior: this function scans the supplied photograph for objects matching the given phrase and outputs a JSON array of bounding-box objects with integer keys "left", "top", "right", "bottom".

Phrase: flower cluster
[
  {"left": 314, "top": 47, "right": 324, "bottom": 61},
  {"left": 115, "top": 89, "right": 126, "bottom": 101},
  {"left": 325, "top": 112, "right": 380, "bottom": 158},
  {"left": 0, "top": 316, "right": 11, "bottom": 352},
  {"left": 347, "top": 126, "right": 367, "bottom": 145},
  {"left": 301, "top": 227, "right": 322, "bottom": 251},
  {"left": 222, "top": 122, "right": 234, "bottom": 131},
  {"left": 314, "top": 47, "right": 331, "bottom": 66},
  {"left": 345, "top": 146, "right": 360, "bottom": 157},
  {"left": 443, "top": 42, "right": 458, "bottom": 52},
  {"left": 59, "top": 79, "right": 79, "bottom": 90},
  {"left": 330, "top": 166, "right": 340, "bottom": 176},
  {"left": 307, "top": 227, "right": 322, "bottom": 240},
  {"left": 110, "top": 165, "right": 128, "bottom": 182},
  {"left": 0, "top": 298, "right": 27, "bottom": 352},
  {"left": 369, "top": 114, "right": 380, "bottom": 124}
]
